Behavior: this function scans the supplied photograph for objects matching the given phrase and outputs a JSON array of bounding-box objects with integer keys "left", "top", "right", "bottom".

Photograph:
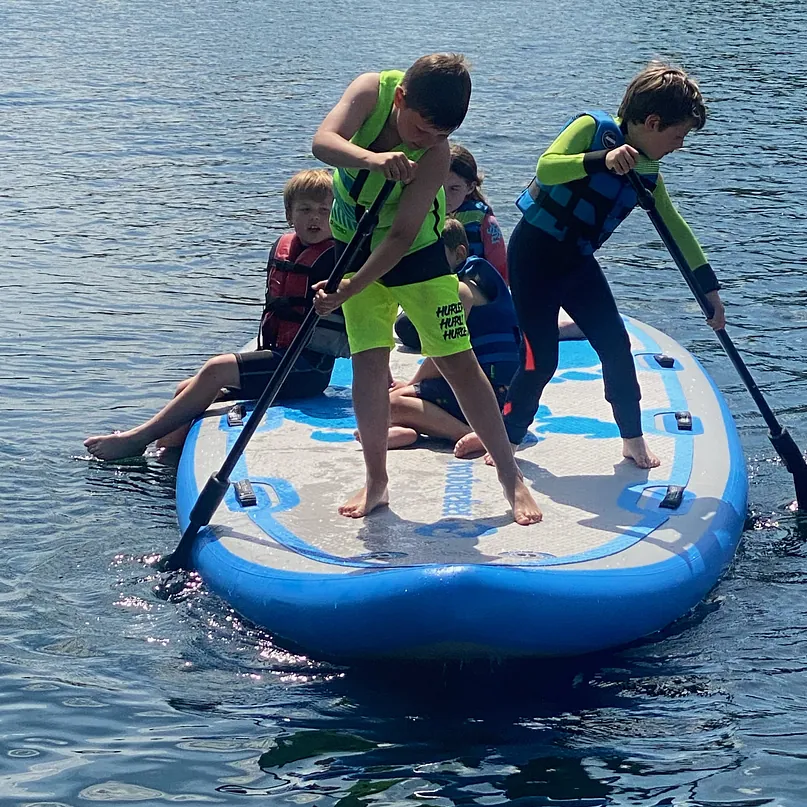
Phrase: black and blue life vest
[
  {"left": 458, "top": 256, "right": 520, "bottom": 373},
  {"left": 453, "top": 199, "right": 491, "bottom": 259},
  {"left": 515, "top": 110, "right": 659, "bottom": 255}
]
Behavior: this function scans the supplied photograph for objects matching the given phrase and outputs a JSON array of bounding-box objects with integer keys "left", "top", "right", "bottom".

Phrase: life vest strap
[{"left": 270, "top": 258, "right": 313, "bottom": 275}]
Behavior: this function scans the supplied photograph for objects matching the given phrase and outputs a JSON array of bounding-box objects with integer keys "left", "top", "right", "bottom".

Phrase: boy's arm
[
  {"left": 312, "top": 73, "right": 417, "bottom": 183},
  {"left": 652, "top": 173, "right": 726, "bottom": 330},
  {"left": 537, "top": 115, "right": 643, "bottom": 183},
  {"left": 536, "top": 115, "right": 600, "bottom": 185},
  {"left": 314, "top": 142, "right": 451, "bottom": 312}
]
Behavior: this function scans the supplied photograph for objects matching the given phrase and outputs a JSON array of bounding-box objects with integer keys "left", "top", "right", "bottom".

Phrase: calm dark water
[{"left": 3, "top": 0, "right": 807, "bottom": 803}]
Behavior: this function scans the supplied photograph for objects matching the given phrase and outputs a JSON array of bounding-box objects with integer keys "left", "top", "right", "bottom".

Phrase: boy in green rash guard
[
  {"left": 311, "top": 53, "right": 542, "bottom": 525},
  {"left": 456, "top": 63, "right": 727, "bottom": 469}
]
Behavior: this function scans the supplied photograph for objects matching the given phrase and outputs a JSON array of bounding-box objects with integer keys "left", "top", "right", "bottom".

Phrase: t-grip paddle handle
[
  {"left": 626, "top": 169, "right": 807, "bottom": 510},
  {"left": 162, "top": 179, "right": 397, "bottom": 572}
]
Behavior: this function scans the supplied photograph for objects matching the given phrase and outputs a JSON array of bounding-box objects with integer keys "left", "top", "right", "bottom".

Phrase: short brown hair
[
  {"left": 443, "top": 216, "right": 470, "bottom": 253},
  {"left": 283, "top": 169, "right": 333, "bottom": 221},
  {"left": 618, "top": 62, "right": 706, "bottom": 130},
  {"left": 402, "top": 53, "right": 471, "bottom": 131}
]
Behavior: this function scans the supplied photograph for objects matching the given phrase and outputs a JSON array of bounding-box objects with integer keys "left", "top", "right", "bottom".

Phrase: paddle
[
  {"left": 626, "top": 169, "right": 807, "bottom": 509},
  {"left": 162, "top": 179, "right": 397, "bottom": 571}
]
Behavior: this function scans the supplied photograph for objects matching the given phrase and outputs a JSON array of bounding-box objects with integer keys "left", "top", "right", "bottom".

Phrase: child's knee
[{"left": 199, "top": 353, "right": 237, "bottom": 385}]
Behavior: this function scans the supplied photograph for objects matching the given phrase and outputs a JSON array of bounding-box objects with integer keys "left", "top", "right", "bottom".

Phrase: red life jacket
[{"left": 258, "top": 233, "right": 349, "bottom": 358}]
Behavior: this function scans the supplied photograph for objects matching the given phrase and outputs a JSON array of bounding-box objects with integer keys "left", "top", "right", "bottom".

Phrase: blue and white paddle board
[{"left": 175, "top": 317, "right": 747, "bottom": 660}]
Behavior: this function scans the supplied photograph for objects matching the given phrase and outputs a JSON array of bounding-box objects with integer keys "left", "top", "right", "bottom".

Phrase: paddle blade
[{"left": 769, "top": 428, "right": 807, "bottom": 510}]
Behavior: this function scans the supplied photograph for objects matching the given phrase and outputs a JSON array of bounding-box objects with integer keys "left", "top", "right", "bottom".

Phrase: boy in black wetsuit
[{"left": 457, "top": 63, "right": 726, "bottom": 469}]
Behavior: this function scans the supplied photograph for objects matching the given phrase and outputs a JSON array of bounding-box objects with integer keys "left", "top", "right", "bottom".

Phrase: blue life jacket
[
  {"left": 458, "top": 256, "right": 520, "bottom": 374},
  {"left": 515, "top": 110, "right": 659, "bottom": 255},
  {"left": 453, "top": 199, "right": 491, "bottom": 259}
]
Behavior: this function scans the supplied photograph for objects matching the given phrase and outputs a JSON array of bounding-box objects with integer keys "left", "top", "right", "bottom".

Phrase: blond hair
[
  {"left": 283, "top": 169, "right": 333, "bottom": 221},
  {"left": 618, "top": 62, "right": 706, "bottom": 130}
]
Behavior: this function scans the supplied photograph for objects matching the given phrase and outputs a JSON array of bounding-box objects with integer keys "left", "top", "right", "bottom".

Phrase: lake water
[{"left": 2, "top": 0, "right": 807, "bottom": 804}]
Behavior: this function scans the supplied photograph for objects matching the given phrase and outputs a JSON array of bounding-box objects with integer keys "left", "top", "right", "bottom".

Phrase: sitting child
[
  {"left": 84, "top": 169, "right": 348, "bottom": 461},
  {"left": 384, "top": 218, "right": 520, "bottom": 458},
  {"left": 444, "top": 143, "right": 508, "bottom": 280}
]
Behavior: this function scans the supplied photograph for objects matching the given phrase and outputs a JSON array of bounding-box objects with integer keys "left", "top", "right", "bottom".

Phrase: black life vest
[{"left": 258, "top": 233, "right": 350, "bottom": 358}]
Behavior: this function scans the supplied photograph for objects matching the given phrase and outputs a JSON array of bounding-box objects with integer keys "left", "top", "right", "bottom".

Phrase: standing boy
[
  {"left": 311, "top": 54, "right": 541, "bottom": 524},
  {"left": 457, "top": 63, "right": 726, "bottom": 468}
]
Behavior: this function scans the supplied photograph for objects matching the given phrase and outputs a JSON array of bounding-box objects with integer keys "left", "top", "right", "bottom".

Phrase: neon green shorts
[{"left": 342, "top": 274, "right": 472, "bottom": 358}]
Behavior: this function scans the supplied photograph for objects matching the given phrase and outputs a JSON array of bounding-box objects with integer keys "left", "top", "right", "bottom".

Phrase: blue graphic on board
[
  {"left": 550, "top": 340, "right": 604, "bottom": 384},
  {"left": 528, "top": 402, "right": 619, "bottom": 440},
  {"left": 534, "top": 412, "right": 621, "bottom": 440},
  {"left": 441, "top": 460, "right": 481, "bottom": 518}
]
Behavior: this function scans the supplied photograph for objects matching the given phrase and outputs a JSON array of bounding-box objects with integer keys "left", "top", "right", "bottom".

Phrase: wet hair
[
  {"left": 618, "top": 62, "right": 706, "bottom": 130},
  {"left": 442, "top": 216, "right": 470, "bottom": 253},
  {"left": 449, "top": 143, "right": 488, "bottom": 205},
  {"left": 401, "top": 53, "right": 472, "bottom": 131},
  {"left": 283, "top": 169, "right": 333, "bottom": 221}
]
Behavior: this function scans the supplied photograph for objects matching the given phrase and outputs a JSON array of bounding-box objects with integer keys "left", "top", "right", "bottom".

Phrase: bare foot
[
  {"left": 483, "top": 443, "right": 518, "bottom": 467},
  {"left": 356, "top": 427, "right": 419, "bottom": 450},
  {"left": 387, "top": 426, "right": 418, "bottom": 449},
  {"left": 84, "top": 431, "right": 148, "bottom": 461},
  {"left": 338, "top": 482, "right": 390, "bottom": 518},
  {"left": 454, "top": 431, "right": 485, "bottom": 459},
  {"left": 456, "top": 434, "right": 519, "bottom": 466},
  {"left": 504, "top": 475, "right": 543, "bottom": 525},
  {"left": 622, "top": 436, "right": 661, "bottom": 469}
]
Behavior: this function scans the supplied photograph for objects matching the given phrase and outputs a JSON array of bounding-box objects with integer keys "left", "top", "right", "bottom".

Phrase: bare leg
[
  {"left": 155, "top": 377, "right": 194, "bottom": 449},
  {"left": 354, "top": 424, "right": 419, "bottom": 450},
  {"left": 622, "top": 436, "right": 661, "bottom": 469},
  {"left": 339, "top": 348, "right": 391, "bottom": 518},
  {"left": 388, "top": 386, "right": 471, "bottom": 443},
  {"left": 386, "top": 426, "right": 419, "bottom": 449},
  {"left": 558, "top": 307, "right": 584, "bottom": 341},
  {"left": 434, "top": 351, "right": 542, "bottom": 525},
  {"left": 84, "top": 354, "right": 241, "bottom": 460}
]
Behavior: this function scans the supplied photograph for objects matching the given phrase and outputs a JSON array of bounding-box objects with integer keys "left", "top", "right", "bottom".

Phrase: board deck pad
[{"left": 184, "top": 318, "right": 737, "bottom": 577}]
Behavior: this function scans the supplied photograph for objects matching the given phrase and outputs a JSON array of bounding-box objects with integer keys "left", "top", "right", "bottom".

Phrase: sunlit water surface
[{"left": 2, "top": 0, "right": 807, "bottom": 804}]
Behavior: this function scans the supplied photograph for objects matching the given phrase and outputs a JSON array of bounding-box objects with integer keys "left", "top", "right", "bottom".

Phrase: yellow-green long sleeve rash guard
[{"left": 535, "top": 115, "right": 715, "bottom": 283}]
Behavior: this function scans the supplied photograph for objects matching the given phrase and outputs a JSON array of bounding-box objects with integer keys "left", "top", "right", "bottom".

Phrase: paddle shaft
[
  {"left": 165, "top": 180, "right": 397, "bottom": 570},
  {"left": 627, "top": 170, "right": 807, "bottom": 508}
]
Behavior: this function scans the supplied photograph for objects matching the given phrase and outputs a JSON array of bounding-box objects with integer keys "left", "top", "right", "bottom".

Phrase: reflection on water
[{"left": 3, "top": 0, "right": 807, "bottom": 803}]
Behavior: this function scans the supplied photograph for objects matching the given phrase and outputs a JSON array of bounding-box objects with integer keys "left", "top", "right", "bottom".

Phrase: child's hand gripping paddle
[{"left": 162, "top": 180, "right": 397, "bottom": 571}]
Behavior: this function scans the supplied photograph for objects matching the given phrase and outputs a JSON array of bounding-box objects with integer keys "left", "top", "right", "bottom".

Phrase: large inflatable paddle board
[{"left": 176, "top": 317, "right": 747, "bottom": 660}]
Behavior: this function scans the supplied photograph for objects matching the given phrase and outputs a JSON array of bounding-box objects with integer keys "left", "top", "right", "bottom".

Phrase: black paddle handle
[
  {"left": 164, "top": 180, "right": 397, "bottom": 571},
  {"left": 627, "top": 170, "right": 807, "bottom": 506}
]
